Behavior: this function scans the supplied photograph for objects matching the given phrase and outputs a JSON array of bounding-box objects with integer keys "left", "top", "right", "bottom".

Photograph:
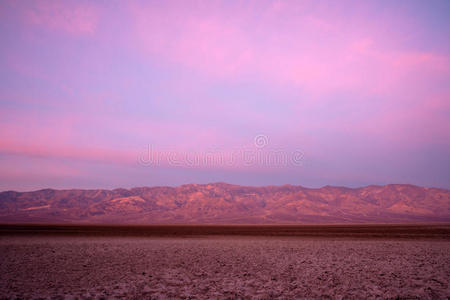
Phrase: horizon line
[{"left": 1, "top": 182, "right": 449, "bottom": 194}]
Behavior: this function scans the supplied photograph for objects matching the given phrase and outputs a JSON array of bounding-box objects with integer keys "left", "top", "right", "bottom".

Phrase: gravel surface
[{"left": 0, "top": 236, "right": 449, "bottom": 299}]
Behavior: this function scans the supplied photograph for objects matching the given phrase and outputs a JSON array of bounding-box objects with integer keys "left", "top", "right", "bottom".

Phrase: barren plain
[{"left": 0, "top": 225, "right": 449, "bottom": 299}]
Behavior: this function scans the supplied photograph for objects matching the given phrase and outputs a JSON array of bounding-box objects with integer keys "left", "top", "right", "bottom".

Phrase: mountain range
[{"left": 0, "top": 183, "right": 449, "bottom": 224}]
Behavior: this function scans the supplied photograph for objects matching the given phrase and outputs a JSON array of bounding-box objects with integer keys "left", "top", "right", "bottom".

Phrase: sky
[{"left": 0, "top": 0, "right": 449, "bottom": 191}]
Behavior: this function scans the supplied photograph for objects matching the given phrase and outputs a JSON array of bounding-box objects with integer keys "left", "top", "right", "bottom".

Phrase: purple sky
[{"left": 0, "top": 0, "right": 449, "bottom": 191}]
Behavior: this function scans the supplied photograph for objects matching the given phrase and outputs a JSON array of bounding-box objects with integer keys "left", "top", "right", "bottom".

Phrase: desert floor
[{"left": 0, "top": 235, "right": 449, "bottom": 299}]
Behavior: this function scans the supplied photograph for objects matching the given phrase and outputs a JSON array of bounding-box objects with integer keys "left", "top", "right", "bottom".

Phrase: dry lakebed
[{"left": 0, "top": 224, "right": 449, "bottom": 299}]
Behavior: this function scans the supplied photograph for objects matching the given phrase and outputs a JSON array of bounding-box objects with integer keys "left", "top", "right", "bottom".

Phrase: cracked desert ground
[{"left": 1, "top": 235, "right": 449, "bottom": 299}]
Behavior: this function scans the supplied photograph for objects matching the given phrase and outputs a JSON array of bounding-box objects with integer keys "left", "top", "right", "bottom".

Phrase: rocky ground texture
[{"left": 0, "top": 236, "right": 449, "bottom": 299}]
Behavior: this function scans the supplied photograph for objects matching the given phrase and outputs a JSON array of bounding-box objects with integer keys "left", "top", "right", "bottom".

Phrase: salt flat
[{"left": 0, "top": 236, "right": 449, "bottom": 299}]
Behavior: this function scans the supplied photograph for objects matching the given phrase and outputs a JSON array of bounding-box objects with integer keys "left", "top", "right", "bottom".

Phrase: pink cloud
[
  {"left": 18, "top": 0, "right": 98, "bottom": 35},
  {"left": 0, "top": 106, "right": 249, "bottom": 169},
  {"left": 129, "top": 1, "right": 449, "bottom": 100},
  {"left": 0, "top": 134, "right": 285, "bottom": 171},
  {"left": 0, "top": 159, "right": 84, "bottom": 180},
  {"left": 0, "top": 105, "right": 300, "bottom": 171}
]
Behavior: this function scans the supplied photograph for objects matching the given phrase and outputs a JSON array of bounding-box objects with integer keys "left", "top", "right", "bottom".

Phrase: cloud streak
[{"left": 0, "top": 0, "right": 449, "bottom": 190}]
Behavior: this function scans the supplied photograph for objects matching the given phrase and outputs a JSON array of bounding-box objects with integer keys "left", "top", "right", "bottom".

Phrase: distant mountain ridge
[{"left": 0, "top": 183, "right": 449, "bottom": 224}]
